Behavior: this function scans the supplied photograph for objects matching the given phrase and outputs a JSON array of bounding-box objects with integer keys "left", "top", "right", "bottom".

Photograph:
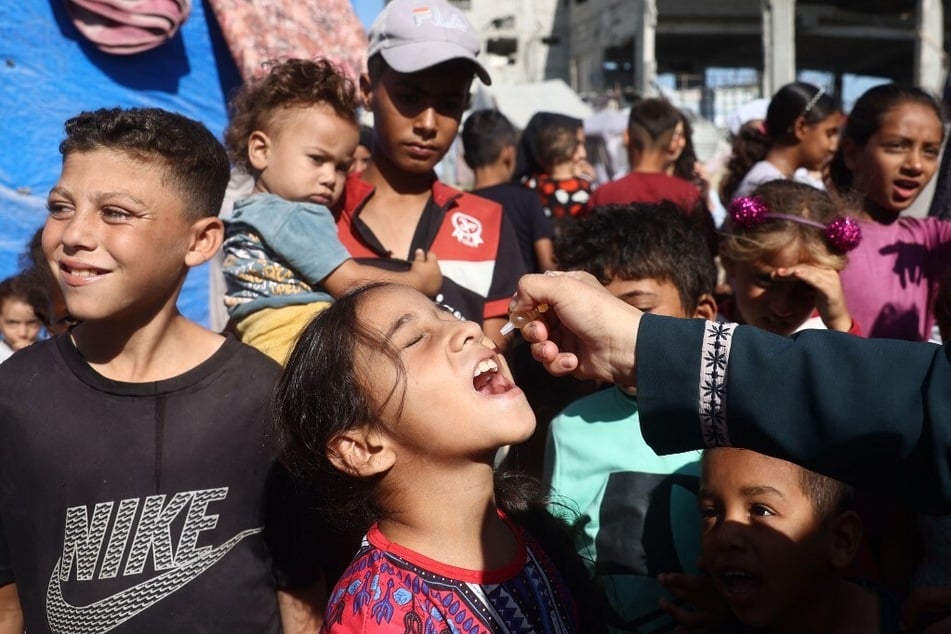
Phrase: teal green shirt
[{"left": 544, "top": 385, "right": 702, "bottom": 632}]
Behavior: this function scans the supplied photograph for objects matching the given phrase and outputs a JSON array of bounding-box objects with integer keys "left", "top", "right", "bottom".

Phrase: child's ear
[
  {"left": 500, "top": 145, "right": 516, "bottom": 173},
  {"left": 360, "top": 73, "right": 373, "bottom": 110},
  {"left": 828, "top": 510, "right": 863, "bottom": 569},
  {"left": 184, "top": 217, "right": 224, "bottom": 267},
  {"left": 247, "top": 131, "right": 271, "bottom": 171},
  {"left": 792, "top": 115, "right": 809, "bottom": 141},
  {"left": 693, "top": 293, "right": 718, "bottom": 321},
  {"left": 327, "top": 427, "right": 396, "bottom": 478}
]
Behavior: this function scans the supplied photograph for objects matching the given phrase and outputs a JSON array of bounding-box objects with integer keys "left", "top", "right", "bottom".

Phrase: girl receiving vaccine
[{"left": 273, "top": 282, "right": 602, "bottom": 633}]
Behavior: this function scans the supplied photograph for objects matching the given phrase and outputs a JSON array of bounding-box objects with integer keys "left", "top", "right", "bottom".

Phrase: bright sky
[{"left": 351, "top": 0, "right": 384, "bottom": 29}]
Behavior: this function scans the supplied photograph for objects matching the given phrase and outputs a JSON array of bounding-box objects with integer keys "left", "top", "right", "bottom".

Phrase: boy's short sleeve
[
  {"left": 524, "top": 192, "right": 555, "bottom": 242},
  {"left": 231, "top": 196, "right": 351, "bottom": 286},
  {"left": 257, "top": 205, "right": 351, "bottom": 285}
]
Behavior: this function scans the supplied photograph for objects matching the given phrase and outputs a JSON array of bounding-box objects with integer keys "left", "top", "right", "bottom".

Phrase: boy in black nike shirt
[{"left": 0, "top": 107, "right": 323, "bottom": 633}]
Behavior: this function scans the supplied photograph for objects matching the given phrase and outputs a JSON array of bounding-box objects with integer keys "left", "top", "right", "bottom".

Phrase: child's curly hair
[{"left": 224, "top": 58, "right": 359, "bottom": 173}]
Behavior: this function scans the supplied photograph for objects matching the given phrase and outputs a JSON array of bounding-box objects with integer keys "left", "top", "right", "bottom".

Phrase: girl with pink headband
[{"left": 719, "top": 179, "right": 862, "bottom": 337}]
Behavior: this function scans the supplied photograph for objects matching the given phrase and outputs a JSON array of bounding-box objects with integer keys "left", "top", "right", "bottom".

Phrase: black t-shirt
[
  {"left": 0, "top": 335, "right": 311, "bottom": 633},
  {"left": 473, "top": 183, "right": 555, "bottom": 274}
]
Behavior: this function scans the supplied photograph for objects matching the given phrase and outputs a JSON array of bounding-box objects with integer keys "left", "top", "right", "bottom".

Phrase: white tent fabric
[{"left": 470, "top": 79, "right": 593, "bottom": 130}]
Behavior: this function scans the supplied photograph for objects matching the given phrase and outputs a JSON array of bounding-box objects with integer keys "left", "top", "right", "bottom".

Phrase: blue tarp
[{"left": 0, "top": 0, "right": 241, "bottom": 326}]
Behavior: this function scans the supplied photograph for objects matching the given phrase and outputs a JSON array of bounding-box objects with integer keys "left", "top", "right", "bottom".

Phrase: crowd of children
[{"left": 1, "top": 0, "right": 950, "bottom": 631}]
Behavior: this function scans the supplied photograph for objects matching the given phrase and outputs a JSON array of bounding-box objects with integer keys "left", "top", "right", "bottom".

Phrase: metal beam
[
  {"left": 800, "top": 25, "right": 917, "bottom": 40},
  {"left": 761, "top": 0, "right": 796, "bottom": 95},
  {"left": 658, "top": 22, "right": 761, "bottom": 36},
  {"left": 916, "top": 0, "right": 946, "bottom": 94},
  {"left": 634, "top": 0, "right": 658, "bottom": 95}
]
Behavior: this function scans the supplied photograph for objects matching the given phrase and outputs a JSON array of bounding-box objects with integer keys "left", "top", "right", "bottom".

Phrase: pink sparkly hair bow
[{"left": 729, "top": 195, "right": 862, "bottom": 253}]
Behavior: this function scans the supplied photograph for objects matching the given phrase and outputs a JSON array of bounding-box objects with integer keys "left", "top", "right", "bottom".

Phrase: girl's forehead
[
  {"left": 358, "top": 285, "right": 431, "bottom": 324},
  {"left": 364, "top": 283, "right": 425, "bottom": 305},
  {"left": 751, "top": 240, "right": 809, "bottom": 268},
  {"left": 0, "top": 297, "right": 29, "bottom": 313},
  {"left": 881, "top": 101, "right": 942, "bottom": 130}
]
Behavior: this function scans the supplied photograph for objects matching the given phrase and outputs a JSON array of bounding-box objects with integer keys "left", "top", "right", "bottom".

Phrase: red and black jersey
[{"left": 336, "top": 173, "right": 526, "bottom": 324}]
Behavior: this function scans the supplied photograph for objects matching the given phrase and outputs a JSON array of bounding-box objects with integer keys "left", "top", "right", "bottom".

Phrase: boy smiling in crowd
[{"left": 0, "top": 107, "right": 322, "bottom": 633}]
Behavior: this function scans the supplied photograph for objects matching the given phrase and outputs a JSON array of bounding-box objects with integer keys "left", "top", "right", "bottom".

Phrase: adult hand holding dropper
[
  {"left": 510, "top": 270, "right": 951, "bottom": 514},
  {"left": 508, "top": 271, "right": 643, "bottom": 388}
]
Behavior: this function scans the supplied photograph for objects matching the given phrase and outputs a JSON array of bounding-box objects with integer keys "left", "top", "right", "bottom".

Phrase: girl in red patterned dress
[{"left": 274, "top": 282, "right": 602, "bottom": 633}]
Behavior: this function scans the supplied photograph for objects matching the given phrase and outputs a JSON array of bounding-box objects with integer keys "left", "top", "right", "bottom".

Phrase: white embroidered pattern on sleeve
[{"left": 699, "top": 321, "right": 735, "bottom": 447}]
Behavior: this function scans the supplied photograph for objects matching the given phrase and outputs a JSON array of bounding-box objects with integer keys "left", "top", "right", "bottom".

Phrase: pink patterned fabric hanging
[
  {"left": 206, "top": 0, "right": 367, "bottom": 82},
  {"left": 66, "top": 0, "right": 192, "bottom": 55}
]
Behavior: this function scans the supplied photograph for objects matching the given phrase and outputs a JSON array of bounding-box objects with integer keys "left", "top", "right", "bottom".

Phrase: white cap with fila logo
[{"left": 367, "top": 0, "right": 492, "bottom": 85}]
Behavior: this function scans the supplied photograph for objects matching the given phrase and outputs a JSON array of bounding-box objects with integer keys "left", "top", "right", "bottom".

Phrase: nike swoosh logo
[{"left": 46, "top": 527, "right": 262, "bottom": 634}]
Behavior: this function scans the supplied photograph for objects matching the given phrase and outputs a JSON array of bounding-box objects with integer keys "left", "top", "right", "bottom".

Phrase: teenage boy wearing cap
[{"left": 335, "top": 0, "right": 526, "bottom": 351}]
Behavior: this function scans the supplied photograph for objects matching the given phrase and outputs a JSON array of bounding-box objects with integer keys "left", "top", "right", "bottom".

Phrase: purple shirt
[{"left": 839, "top": 216, "right": 951, "bottom": 341}]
